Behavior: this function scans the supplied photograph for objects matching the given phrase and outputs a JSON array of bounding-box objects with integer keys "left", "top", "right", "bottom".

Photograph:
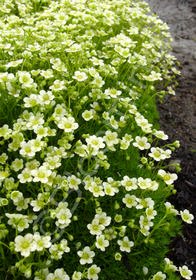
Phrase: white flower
[
  {"left": 31, "top": 166, "right": 52, "bottom": 184},
  {"left": 140, "top": 226, "right": 150, "bottom": 236},
  {"left": 94, "top": 212, "right": 111, "bottom": 227},
  {"left": 95, "top": 235, "right": 109, "bottom": 251},
  {"left": 145, "top": 71, "right": 162, "bottom": 81},
  {"left": 30, "top": 193, "right": 46, "bottom": 212},
  {"left": 152, "top": 271, "right": 166, "bottom": 280},
  {"left": 120, "top": 140, "right": 130, "bottom": 150},
  {"left": 135, "top": 114, "right": 152, "bottom": 132},
  {"left": 146, "top": 208, "right": 157, "bottom": 220},
  {"left": 19, "top": 141, "right": 36, "bottom": 158},
  {"left": 103, "top": 131, "right": 119, "bottom": 148},
  {"left": 133, "top": 136, "right": 150, "bottom": 150},
  {"left": 47, "top": 127, "right": 57, "bottom": 137},
  {"left": 91, "top": 76, "right": 105, "bottom": 88},
  {"left": 49, "top": 244, "right": 64, "bottom": 260},
  {"left": 142, "top": 267, "right": 148, "bottom": 275},
  {"left": 26, "top": 113, "right": 45, "bottom": 129},
  {"left": 6, "top": 59, "right": 23, "bottom": 68},
  {"left": 164, "top": 149, "right": 172, "bottom": 159},
  {"left": 73, "top": 71, "right": 88, "bottom": 82},
  {"left": 34, "top": 268, "right": 49, "bottom": 280},
  {"left": 14, "top": 233, "right": 36, "bottom": 257},
  {"left": 104, "top": 88, "right": 122, "bottom": 98},
  {"left": 51, "top": 59, "right": 67, "bottom": 72},
  {"left": 6, "top": 213, "right": 29, "bottom": 232},
  {"left": 117, "top": 236, "right": 134, "bottom": 253},
  {"left": 43, "top": 156, "right": 61, "bottom": 170},
  {"left": 153, "top": 130, "right": 168, "bottom": 140},
  {"left": 0, "top": 170, "right": 10, "bottom": 181},
  {"left": 110, "top": 115, "right": 119, "bottom": 129},
  {"left": 179, "top": 265, "right": 193, "bottom": 280},
  {"left": 82, "top": 109, "right": 95, "bottom": 121},
  {"left": 88, "top": 67, "right": 99, "bottom": 78},
  {"left": 31, "top": 139, "right": 45, "bottom": 152},
  {"left": 149, "top": 147, "right": 170, "bottom": 161},
  {"left": 33, "top": 232, "right": 51, "bottom": 251},
  {"left": 53, "top": 104, "right": 67, "bottom": 120},
  {"left": 14, "top": 197, "right": 30, "bottom": 211},
  {"left": 164, "top": 258, "right": 177, "bottom": 272},
  {"left": 34, "top": 126, "right": 48, "bottom": 139},
  {"left": 180, "top": 209, "right": 194, "bottom": 224},
  {"left": 31, "top": 69, "right": 40, "bottom": 76},
  {"left": 90, "top": 56, "right": 104, "bottom": 66},
  {"left": 149, "top": 180, "right": 159, "bottom": 191},
  {"left": 165, "top": 202, "right": 179, "bottom": 215},
  {"left": 10, "top": 191, "right": 23, "bottom": 203},
  {"left": 158, "top": 169, "right": 178, "bottom": 185},
  {"left": 59, "top": 239, "right": 70, "bottom": 253},
  {"left": 167, "top": 86, "right": 176, "bottom": 95},
  {"left": 68, "top": 175, "right": 81, "bottom": 190},
  {"left": 123, "top": 134, "right": 133, "bottom": 143},
  {"left": 66, "top": 43, "right": 81, "bottom": 53},
  {"left": 103, "top": 182, "right": 117, "bottom": 196},
  {"left": 27, "top": 43, "right": 41, "bottom": 52},
  {"left": 87, "top": 219, "right": 105, "bottom": 235},
  {"left": 47, "top": 268, "right": 70, "bottom": 280},
  {"left": 77, "top": 246, "right": 95, "bottom": 265},
  {"left": 49, "top": 80, "right": 66, "bottom": 91},
  {"left": 86, "top": 135, "right": 105, "bottom": 150},
  {"left": 40, "top": 69, "right": 54, "bottom": 79},
  {"left": 121, "top": 176, "right": 138, "bottom": 191},
  {"left": 136, "top": 197, "right": 154, "bottom": 210},
  {"left": 87, "top": 265, "right": 101, "bottom": 280},
  {"left": 0, "top": 124, "right": 12, "bottom": 139},
  {"left": 39, "top": 90, "right": 55, "bottom": 105},
  {"left": 11, "top": 158, "right": 23, "bottom": 172},
  {"left": 138, "top": 177, "right": 152, "bottom": 190},
  {"left": 122, "top": 194, "right": 137, "bottom": 208},
  {"left": 0, "top": 153, "right": 8, "bottom": 164},
  {"left": 25, "top": 160, "right": 40, "bottom": 170},
  {"left": 116, "top": 46, "right": 130, "bottom": 58},
  {"left": 0, "top": 72, "right": 9, "bottom": 83},
  {"left": 89, "top": 182, "right": 105, "bottom": 197},
  {"left": 56, "top": 208, "right": 72, "bottom": 228},
  {"left": 139, "top": 215, "right": 153, "bottom": 230},
  {"left": 7, "top": 81, "right": 20, "bottom": 97},
  {"left": 55, "top": 12, "right": 69, "bottom": 22},
  {"left": 72, "top": 271, "right": 82, "bottom": 280},
  {"left": 18, "top": 168, "right": 33, "bottom": 183},
  {"left": 75, "top": 142, "right": 88, "bottom": 157},
  {"left": 18, "top": 71, "right": 34, "bottom": 87},
  {"left": 57, "top": 117, "right": 78, "bottom": 132}
]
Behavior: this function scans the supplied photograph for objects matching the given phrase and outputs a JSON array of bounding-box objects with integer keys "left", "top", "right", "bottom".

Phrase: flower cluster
[{"left": 0, "top": 0, "right": 193, "bottom": 279}]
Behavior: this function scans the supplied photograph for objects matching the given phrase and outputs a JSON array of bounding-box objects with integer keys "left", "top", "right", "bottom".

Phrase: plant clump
[{"left": 0, "top": 0, "right": 194, "bottom": 279}]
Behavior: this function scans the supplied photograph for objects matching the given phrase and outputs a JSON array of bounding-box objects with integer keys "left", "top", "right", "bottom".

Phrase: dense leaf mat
[{"left": 0, "top": 0, "right": 194, "bottom": 279}]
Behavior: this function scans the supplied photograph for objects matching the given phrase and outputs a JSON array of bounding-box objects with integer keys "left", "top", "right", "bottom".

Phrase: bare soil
[{"left": 146, "top": 0, "right": 196, "bottom": 278}]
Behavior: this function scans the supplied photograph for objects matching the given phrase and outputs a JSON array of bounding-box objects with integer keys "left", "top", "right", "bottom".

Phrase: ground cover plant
[{"left": 0, "top": 0, "right": 194, "bottom": 279}]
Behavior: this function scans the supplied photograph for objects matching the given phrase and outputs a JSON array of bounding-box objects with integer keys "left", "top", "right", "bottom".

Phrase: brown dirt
[
  {"left": 146, "top": 0, "right": 196, "bottom": 278},
  {"left": 160, "top": 76, "right": 196, "bottom": 279}
]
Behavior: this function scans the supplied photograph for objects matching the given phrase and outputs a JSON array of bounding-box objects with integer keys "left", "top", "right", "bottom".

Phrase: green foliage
[{"left": 0, "top": 0, "right": 193, "bottom": 280}]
